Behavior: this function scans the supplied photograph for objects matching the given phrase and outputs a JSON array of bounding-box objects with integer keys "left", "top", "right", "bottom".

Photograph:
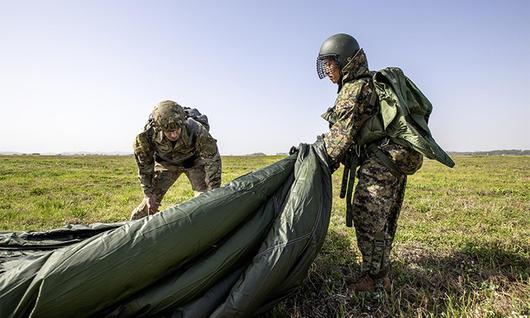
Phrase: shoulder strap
[
  {"left": 368, "top": 77, "right": 378, "bottom": 107},
  {"left": 143, "top": 122, "right": 156, "bottom": 148},
  {"left": 185, "top": 118, "right": 200, "bottom": 146}
]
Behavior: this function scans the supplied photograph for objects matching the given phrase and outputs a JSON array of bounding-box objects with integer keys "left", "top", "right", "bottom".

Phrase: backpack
[
  {"left": 359, "top": 67, "right": 455, "bottom": 168},
  {"left": 183, "top": 107, "right": 210, "bottom": 131}
]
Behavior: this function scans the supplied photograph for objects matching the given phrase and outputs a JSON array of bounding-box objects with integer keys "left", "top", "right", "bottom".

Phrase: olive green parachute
[
  {"left": 374, "top": 67, "right": 455, "bottom": 168},
  {"left": 0, "top": 141, "right": 332, "bottom": 318}
]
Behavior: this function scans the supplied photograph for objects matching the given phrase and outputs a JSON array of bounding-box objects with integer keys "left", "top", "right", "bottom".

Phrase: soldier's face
[
  {"left": 323, "top": 58, "right": 341, "bottom": 84},
  {"left": 163, "top": 128, "right": 181, "bottom": 141}
]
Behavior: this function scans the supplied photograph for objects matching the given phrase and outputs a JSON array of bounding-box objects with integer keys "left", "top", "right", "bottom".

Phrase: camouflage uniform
[
  {"left": 131, "top": 101, "right": 222, "bottom": 220},
  {"left": 323, "top": 49, "right": 423, "bottom": 278}
]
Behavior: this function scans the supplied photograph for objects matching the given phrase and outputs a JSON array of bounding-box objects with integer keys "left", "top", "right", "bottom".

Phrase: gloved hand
[
  {"left": 318, "top": 136, "right": 339, "bottom": 173},
  {"left": 145, "top": 194, "right": 160, "bottom": 215},
  {"left": 329, "top": 160, "right": 340, "bottom": 173},
  {"left": 289, "top": 146, "right": 299, "bottom": 155}
]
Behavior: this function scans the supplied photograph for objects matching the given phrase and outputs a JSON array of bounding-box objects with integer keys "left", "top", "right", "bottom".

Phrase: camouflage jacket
[
  {"left": 322, "top": 49, "right": 378, "bottom": 166},
  {"left": 133, "top": 118, "right": 221, "bottom": 194}
]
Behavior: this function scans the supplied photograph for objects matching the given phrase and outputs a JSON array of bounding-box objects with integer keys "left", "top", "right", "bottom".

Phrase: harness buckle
[{"left": 380, "top": 138, "right": 390, "bottom": 148}]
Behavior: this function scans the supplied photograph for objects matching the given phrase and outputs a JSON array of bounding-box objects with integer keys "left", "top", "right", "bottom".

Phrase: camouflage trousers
[
  {"left": 352, "top": 142, "right": 422, "bottom": 278},
  {"left": 130, "top": 161, "right": 208, "bottom": 220}
]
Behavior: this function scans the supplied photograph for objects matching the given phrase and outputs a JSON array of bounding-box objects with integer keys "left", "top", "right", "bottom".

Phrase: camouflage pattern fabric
[
  {"left": 322, "top": 48, "right": 424, "bottom": 278},
  {"left": 381, "top": 141, "right": 423, "bottom": 175},
  {"left": 341, "top": 48, "right": 370, "bottom": 85},
  {"left": 132, "top": 109, "right": 221, "bottom": 220},
  {"left": 152, "top": 100, "right": 186, "bottom": 131},
  {"left": 130, "top": 160, "right": 210, "bottom": 220},
  {"left": 322, "top": 49, "right": 378, "bottom": 167},
  {"left": 353, "top": 141, "right": 422, "bottom": 277}
]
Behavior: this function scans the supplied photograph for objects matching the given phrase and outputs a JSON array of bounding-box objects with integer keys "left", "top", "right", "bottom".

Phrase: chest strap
[{"left": 366, "top": 143, "right": 402, "bottom": 178}]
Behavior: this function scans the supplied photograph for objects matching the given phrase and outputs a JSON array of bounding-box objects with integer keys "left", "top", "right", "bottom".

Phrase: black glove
[
  {"left": 318, "top": 136, "right": 339, "bottom": 173},
  {"left": 289, "top": 146, "right": 299, "bottom": 155},
  {"left": 329, "top": 160, "right": 340, "bottom": 173},
  {"left": 181, "top": 156, "right": 197, "bottom": 169}
]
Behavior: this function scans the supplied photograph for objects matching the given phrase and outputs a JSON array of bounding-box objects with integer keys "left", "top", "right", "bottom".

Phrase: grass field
[{"left": 0, "top": 155, "right": 528, "bottom": 317}]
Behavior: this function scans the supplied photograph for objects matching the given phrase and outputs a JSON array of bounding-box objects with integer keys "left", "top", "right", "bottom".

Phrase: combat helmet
[
  {"left": 316, "top": 33, "right": 360, "bottom": 79},
  {"left": 151, "top": 100, "right": 186, "bottom": 131}
]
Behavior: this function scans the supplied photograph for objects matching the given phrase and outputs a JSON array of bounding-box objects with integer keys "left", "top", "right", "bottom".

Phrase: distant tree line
[
  {"left": 2, "top": 150, "right": 529, "bottom": 157},
  {"left": 449, "top": 150, "right": 530, "bottom": 156}
]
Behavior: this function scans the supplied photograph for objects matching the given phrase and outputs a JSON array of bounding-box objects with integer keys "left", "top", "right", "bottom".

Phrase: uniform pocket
[{"left": 381, "top": 142, "right": 423, "bottom": 175}]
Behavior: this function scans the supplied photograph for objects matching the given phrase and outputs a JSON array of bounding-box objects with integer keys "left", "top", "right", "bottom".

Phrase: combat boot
[
  {"left": 378, "top": 276, "right": 392, "bottom": 291},
  {"left": 349, "top": 275, "right": 391, "bottom": 292}
]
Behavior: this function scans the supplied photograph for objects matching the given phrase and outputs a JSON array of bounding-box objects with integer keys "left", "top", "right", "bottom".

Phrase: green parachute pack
[{"left": 358, "top": 67, "right": 455, "bottom": 168}]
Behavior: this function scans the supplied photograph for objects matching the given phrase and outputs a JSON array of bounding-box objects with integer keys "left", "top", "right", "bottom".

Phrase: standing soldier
[
  {"left": 316, "top": 34, "right": 424, "bottom": 292},
  {"left": 130, "top": 100, "right": 221, "bottom": 220}
]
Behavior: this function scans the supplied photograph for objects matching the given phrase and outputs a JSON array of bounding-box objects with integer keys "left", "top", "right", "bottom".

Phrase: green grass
[{"left": 1, "top": 155, "right": 528, "bottom": 317}]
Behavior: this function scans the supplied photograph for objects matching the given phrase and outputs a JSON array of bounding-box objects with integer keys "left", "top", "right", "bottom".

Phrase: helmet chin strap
[
  {"left": 337, "top": 76, "right": 344, "bottom": 93},
  {"left": 343, "top": 48, "right": 362, "bottom": 70}
]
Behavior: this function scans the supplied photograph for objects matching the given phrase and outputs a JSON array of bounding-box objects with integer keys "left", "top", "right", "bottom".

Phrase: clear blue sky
[{"left": 1, "top": 0, "right": 528, "bottom": 154}]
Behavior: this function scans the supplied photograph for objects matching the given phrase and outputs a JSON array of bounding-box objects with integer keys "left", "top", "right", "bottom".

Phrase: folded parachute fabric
[{"left": 0, "top": 141, "right": 332, "bottom": 318}]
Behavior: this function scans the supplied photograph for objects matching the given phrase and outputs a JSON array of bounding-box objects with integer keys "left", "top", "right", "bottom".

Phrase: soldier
[
  {"left": 316, "top": 34, "right": 424, "bottom": 292},
  {"left": 130, "top": 100, "right": 222, "bottom": 220}
]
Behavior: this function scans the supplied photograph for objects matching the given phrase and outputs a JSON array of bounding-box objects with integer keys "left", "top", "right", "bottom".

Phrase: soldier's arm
[
  {"left": 196, "top": 127, "right": 222, "bottom": 190},
  {"left": 133, "top": 129, "right": 156, "bottom": 195},
  {"left": 324, "top": 80, "right": 377, "bottom": 166}
]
